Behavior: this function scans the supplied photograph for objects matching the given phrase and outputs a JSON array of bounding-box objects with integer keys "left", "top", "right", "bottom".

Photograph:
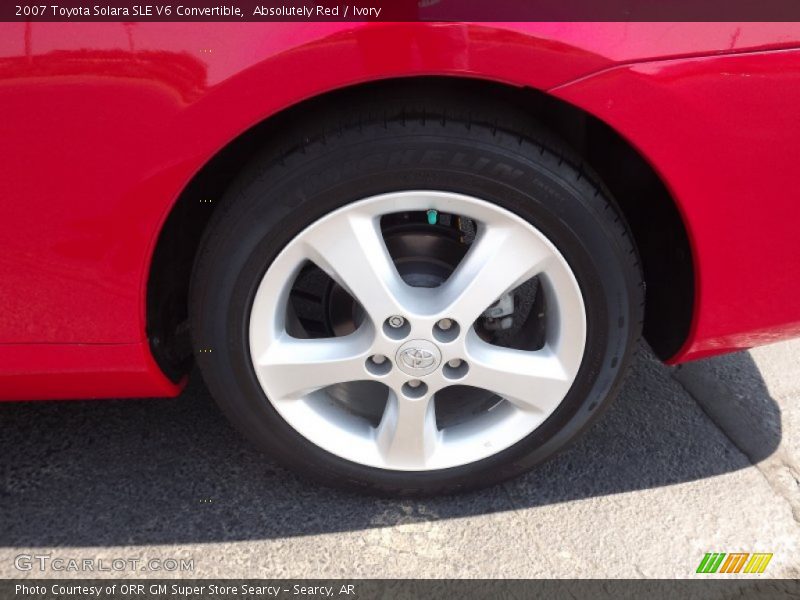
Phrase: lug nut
[
  {"left": 402, "top": 379, "right": 428, "bottom": 398},
  {"left": 365, "top": 354, "right": 391, "bottom": 376},
  {"left": 443, "top": 358, "right": 469, "bottom": 380},
  {"left": 388, "top": 315, "right": 405, "bottom": 328},
  {"left": 432, "top": 318, "right": 460, "bottom": 343}
]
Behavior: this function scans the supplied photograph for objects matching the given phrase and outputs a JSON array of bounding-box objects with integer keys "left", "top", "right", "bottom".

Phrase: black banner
[
  {"left": 4, "top": 579, "right": 800, "bottom": 600},
  {"left": 8, "top": 0, "right": 800, "bottom": 22}
]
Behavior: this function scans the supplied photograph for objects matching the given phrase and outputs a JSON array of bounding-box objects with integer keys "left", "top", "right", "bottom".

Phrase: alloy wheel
[{"left": 248, "top": 191, "right": 587, "bottom": 471}]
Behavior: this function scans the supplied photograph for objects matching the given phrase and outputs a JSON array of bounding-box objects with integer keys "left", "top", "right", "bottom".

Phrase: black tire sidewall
[{"left": 192, "top": 125, "right": 639, "bottom": 495}]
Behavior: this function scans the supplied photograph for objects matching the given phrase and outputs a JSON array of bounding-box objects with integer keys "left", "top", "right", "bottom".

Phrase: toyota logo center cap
[{"left": 395, "top": 339, "right": 442, "bottom": 376}]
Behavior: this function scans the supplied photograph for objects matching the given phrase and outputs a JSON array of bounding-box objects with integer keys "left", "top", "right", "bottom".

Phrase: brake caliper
[{"left": 482, "top": 293, "right": 515, "bottom": 330}]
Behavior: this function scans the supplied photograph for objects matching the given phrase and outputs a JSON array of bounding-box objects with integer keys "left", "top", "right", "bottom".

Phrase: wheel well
[{"left": 146, "top": 77, "right": 694, "bottom": 381}]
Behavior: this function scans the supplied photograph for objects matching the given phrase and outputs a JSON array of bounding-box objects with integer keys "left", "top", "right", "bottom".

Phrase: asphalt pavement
[{"left": 1, "top": 340, "right": 798, "bottom": 579}]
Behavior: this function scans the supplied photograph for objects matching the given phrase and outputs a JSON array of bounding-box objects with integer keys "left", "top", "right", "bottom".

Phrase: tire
[{"left": 190, "top": 87, "right": 643, "bottom": 496}]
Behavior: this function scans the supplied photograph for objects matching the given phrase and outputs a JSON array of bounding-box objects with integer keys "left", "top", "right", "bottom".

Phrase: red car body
[{"left": 2, "top": 22, "right": 800, "bottom": 401}]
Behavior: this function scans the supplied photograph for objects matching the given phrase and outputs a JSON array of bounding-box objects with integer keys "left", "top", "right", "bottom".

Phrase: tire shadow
[{"left": 0, "top": 345, "right": 781, "bottom": 547}]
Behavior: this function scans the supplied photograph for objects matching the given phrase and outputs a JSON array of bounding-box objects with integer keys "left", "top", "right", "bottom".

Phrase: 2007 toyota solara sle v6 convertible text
[{"left": 2, "top": 22, "right": 800, "bottom": 495}]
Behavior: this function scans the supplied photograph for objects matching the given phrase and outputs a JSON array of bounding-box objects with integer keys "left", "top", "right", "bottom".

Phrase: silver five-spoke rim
[{"left": 249, "top": 191, "right": 586, "bottom": 471}]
